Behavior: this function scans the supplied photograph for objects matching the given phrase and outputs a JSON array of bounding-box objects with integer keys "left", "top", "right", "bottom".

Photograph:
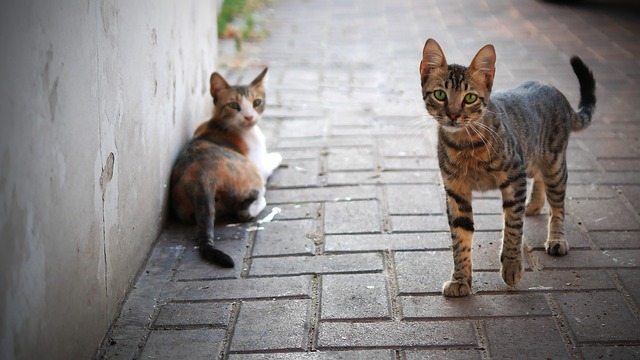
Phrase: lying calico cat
[
  {"left": 171, "top": 68, "right": 282, "bottom": 268},
  {"left": 419, "top": 39, "right": 596, "bottom": 296}
]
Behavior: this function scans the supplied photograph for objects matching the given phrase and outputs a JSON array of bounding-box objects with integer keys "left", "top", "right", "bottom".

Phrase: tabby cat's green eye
[
  {"left": 228, "top": 102, "right": 241, "bottom": 110},
  {"left": 433, "top": 90, "right": 447, "bottom": 101},
  {"left": 464, "top": 93, "right": 478, "bottom": 104},
  {"left": 253, "top": 99, "right": 263, "bottom": 107}
]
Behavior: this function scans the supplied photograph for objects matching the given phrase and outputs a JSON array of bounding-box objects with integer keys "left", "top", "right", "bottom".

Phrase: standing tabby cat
[
  {"left": 419, "top": 39, "right": 596, "bottom": 296},
  {"left": 171, "top": 68, "right": 282, "bottom": 268}
]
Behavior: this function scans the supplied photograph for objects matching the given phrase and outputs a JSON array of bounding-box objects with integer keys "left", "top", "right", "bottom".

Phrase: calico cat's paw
[
  {"left": 500, "top": 257, "right": 524, "bottom": 286},
  {"left": 442, "top": 280, "right": 471, "bottom": 297},
  {"left": 545, "top": 238, "right": 569, "bottom": 256}
]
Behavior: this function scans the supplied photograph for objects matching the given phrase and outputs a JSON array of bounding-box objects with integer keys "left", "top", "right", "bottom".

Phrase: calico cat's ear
[
  {"left": 420, "top": 38, "right": 447, "bottom": 86},
  {"left": 469, "top": 44, "right": 496, "bottom": 91},
  {"left": 210, "top": 72, "right": 231, "bottom": 99},
  {"left": 250, "top": 68, "right": 268, "bottom": 89}
]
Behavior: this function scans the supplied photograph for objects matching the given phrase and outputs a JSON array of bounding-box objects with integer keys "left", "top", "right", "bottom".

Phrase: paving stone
[
  {"left": 615, "top": 269, "right": 640, "bottom": 307},
  {"left": 598, "top": 158, "right": 640, "bottom": 172},
  {"left": 401, "top": 293, "right": 550, "bottom": 319},
  {"left": 589, "top": 231, "right": 640, "bottom": 249},
  {"left": 395, "top": 251, "right": 452, "bottom": 294},
  {"left": 569, "top": 198, "right": 640, "bottom": 231},
  {"left": 267, "top": 185, "right": 377, "bottom": 204},
  {"left": 154, "top": 302, "right": 231, "bottom": 327},
  {"left": 484, "top": 317, "right": 569, "bottom": 359},
  {"left": 317, "top": 321, "right": 476, "bottom": 348},
  {"left": 566, "top": 184, "right": 618, "bottom": 199},
  {"left": 619, "top": 185, "right": 640, "bottom": 214},
  {"left": 379, "top": 137, "right": 434, "bottom": 157},
  {"left": 390, "top": 215, "right": 450, "bottom": 232},
  {"left": 532, "top": 249, "right": 640, "bottom": 269},
  {"left": 160, "top": 276, "right": 312, "bottom": 301},
  {"left": 139, "top": 329, "right": 225, "bottom": 360},
  {"left": 228, "top": 350, "right": 395, "bottom": 360},
  {"left": 554, "top": 291, "right": 640, "bottom": 343},
  {"left": 327, "top": 147, "right": 376, "bottom": 171},
  {"left": 404, "top": 350, "right": 481, "bottom": 360},
  {"left": 263, "top": 203, "right": 320, "bottom": 221},
  {"left": 327, "top": 170, "right": 440, "bottom": 186},
  {"left": 250, "top": 253, "right": 384, "bottom": 277},
  {"left": 324, "top": 200, "right": 381, "bottom": 234},
  {"left": 580, "top": 345, "right": 640, "bottom": 360},
  {"left": 473, "top": 269, "right": 616, "bottom": 293},
  {"left": 253, "top": 219, "right": 316, "bottom": 256},
  {"left": 382, "top": 156, "right": 439, "bottom": 171},
  {"left": 386, "top": 184, "right": 444, "bottom": 215},
  {"left": 321, "top": 274, "right": 389, "bottom": 320},
  {"left": 269, "top": 159, "right": 320, "bottom": 188},
  {"left": 231, "top": 299, "right": 309, "bottom": 352},
  {"left": 325, "top": 233, "right": 450, "bottom": 252},
  {"left": 173, "top": 245, "right": 241, "bottom": 281}
]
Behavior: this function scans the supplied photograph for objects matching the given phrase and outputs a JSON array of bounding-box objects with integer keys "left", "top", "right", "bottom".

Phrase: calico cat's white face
[
  {"left": 210, "top": 69, "right": 267, "bottom": 133},
  {"left": 420, "top": 39, "right": 496, "bottom": 133}
]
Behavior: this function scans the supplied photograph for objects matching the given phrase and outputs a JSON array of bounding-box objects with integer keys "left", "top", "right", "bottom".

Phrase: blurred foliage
[{"left": 218, "top": 0, "right": 271, "bottom": 47}]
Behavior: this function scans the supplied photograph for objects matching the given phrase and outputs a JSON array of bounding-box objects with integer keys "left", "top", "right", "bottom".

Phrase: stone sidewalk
[{"left": 99, "top": 0, "right": 640, "bottom": 359}]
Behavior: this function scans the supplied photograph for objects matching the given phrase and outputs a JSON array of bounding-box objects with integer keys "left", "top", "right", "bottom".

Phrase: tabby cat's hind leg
[
  {"left": 525, "top": 173, "right": 545, "bottom": 216},
  {"left": 543, "top": 158, "right": 569, "bottom": 256}
]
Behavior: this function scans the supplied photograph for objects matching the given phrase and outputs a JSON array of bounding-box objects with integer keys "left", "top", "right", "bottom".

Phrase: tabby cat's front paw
[
  {"left": 442, "top": 280, "right": 471, "bottom": 297},
  {"left": 545, "top": 238, "right": 569, "bottom": 256},
  {"left": 500, "top": 258, "right": 524, "bottom": 286}
]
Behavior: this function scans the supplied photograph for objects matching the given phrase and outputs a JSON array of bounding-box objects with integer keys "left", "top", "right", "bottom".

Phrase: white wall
[{"left": 0, "top": 1, "right": 217, "bottom": 358}]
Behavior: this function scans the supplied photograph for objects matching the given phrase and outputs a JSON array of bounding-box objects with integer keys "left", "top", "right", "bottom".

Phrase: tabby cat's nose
[
  {"left": 244, "top": 115, "right": 254, "bottom": 122},
  {"left": 448, "top": 113, "right": 460, "bottom": 121}
]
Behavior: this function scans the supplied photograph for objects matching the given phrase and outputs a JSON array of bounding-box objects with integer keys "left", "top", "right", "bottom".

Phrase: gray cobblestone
[
  {"left": 253, "top": 219, "right": 317, "bottom": 256},
  {"left": 250, "top": 253, "right": 384, "bottom": 277},
  {"left": 231, "top": 299, "right": 309, "bottom": 352},
  {"left": 154, "top": 302, "right": 231, "bottom": 327},
  {"left": 324, "top": 200, "right": 381, "bottom": 234},
  {"left": 554, "top": 291, "right": 640, "bottom": 343},
  {"left": 317, "top": 320, "right": 476, "bottom": 348},
  {"left": 139, "top": 329, "right": 226, "bottom": 360},
  {"left": 321, "top": 274, "right": 390, "bottom": 320}
]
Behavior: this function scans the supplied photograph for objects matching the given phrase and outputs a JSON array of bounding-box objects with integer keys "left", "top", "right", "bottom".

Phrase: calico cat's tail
[
  {"left": 194, "top": 185, "right": 235, "bottom": 268},
  {"left": 570, "top": 56, "right": 596, "bottom": 132}
]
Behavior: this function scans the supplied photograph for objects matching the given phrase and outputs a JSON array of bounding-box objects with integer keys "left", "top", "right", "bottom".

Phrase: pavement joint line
[
  {"left": 383, "top": 250, "right": 402, "bottom": 321},
  {"left": 218, "top": 301, "right": 240, "bottom": 360},
  {"left": 306, "top": 274, "right": 322, "bottom": 352},
  {"left": 472, "top": 320, "right": 492, "bottom": 360},
  {"left": 606, "top": 269, "right": 640, "bottom": 322},
  {"left": 545, "top": 293, "right": 582, "bottom": 359}
]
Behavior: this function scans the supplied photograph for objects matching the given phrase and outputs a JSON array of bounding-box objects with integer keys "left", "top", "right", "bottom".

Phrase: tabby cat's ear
[
  {"left": 210, "top": 72, "right": 231, "bottom": 99},
  {"left": 250, "top": 68, "right": 268, "bottom": 89},
  {"left": 469, "top": 44, "right": 496, "bottom": 91},
  {"left": 420, "top": 38, "right": 447, "bottom": 86}
]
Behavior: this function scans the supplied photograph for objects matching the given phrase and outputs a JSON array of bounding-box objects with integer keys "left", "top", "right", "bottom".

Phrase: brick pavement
[{"left": 99, "top": 0, "right": 640, "bottom": 359}]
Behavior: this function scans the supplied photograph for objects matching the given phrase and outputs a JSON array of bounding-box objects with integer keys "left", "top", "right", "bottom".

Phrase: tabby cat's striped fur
[{"left": 419, "top": 39, "right": 596, "bottom": 297}]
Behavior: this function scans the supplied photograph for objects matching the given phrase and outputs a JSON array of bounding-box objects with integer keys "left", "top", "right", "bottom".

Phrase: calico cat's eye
[
  {"left": 433, "top": 90, "right": 447, "bottom": 101},
  {"left": 253, "top": 99, "right": 263, "bottom": 107},
  {"left": 227, "top": 102, "right": 241, "bottom": 111},
  {"left": 464, "top": 93, "right": 478, "bottom": 104}
]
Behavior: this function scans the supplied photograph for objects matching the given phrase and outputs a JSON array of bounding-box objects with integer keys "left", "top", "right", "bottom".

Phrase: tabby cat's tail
[{"left": 570, "top": 56, "right": 596, "bottom": 132}]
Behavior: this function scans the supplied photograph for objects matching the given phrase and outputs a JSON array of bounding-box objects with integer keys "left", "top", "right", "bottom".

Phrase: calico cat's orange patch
[{"left": 169, "top": 68, "right": 273, "bottom": 268}]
